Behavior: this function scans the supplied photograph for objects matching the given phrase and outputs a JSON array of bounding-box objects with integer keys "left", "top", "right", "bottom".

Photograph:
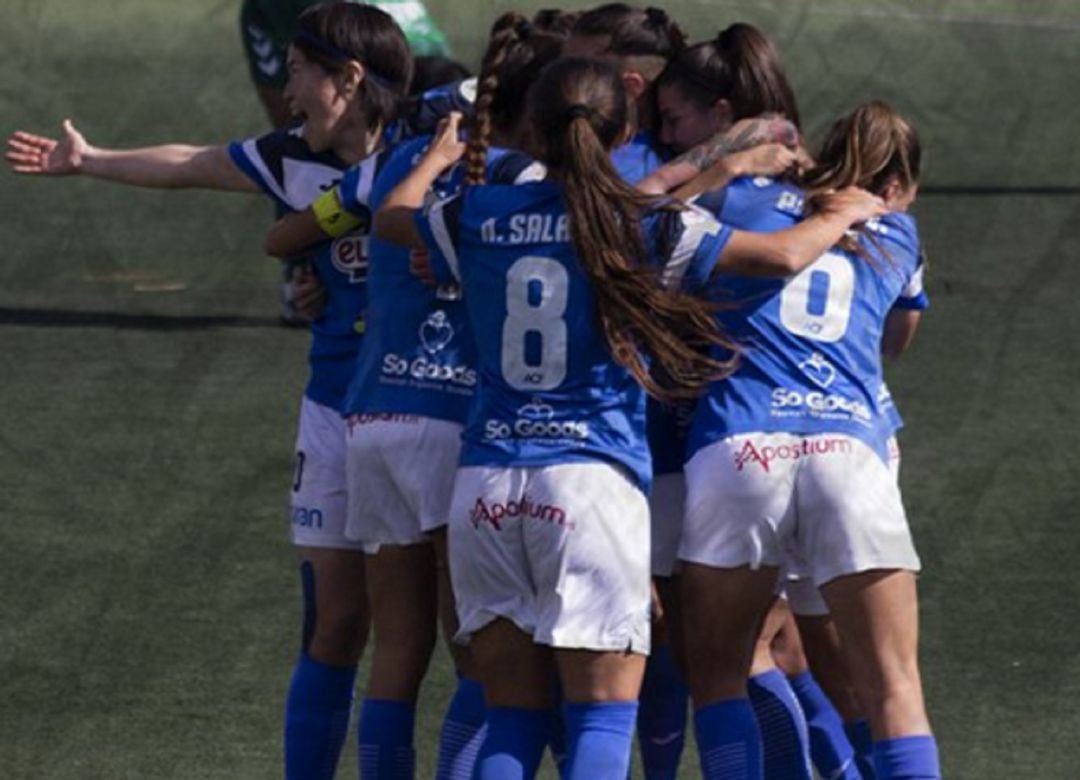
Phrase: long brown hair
[
  {"left": 802, "top": 101, "right": 921, "bottom": 255},
  {"left": 657, "top": 23, "right": 800, "bottom": 128},
  {"left": 293, "top": 2, "right": 413, "bottom": 134},
  {"left": 529, "top": 57, "right": 737, "bottom": 400}
]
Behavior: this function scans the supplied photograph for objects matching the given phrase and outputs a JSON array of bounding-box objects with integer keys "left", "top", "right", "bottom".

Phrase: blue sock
[
  {"left": 694, "top": 698, "right": 763, "bottom": 780},
  {"left": 787, "top": 672, "right": 860, "bottom": 779},
  {"left": 637, "top": 646, "right": 689, "bottom": 779},
  {"left": 562, "top": 701, "right": 638, "bottom": 780},
  {"left": 474, "top": 707, "right": 551, "bottom": 780},
  {"left": 872, "top": 736, "right": 940, "bottom": 780},
  {"left": 748, "top": 670, "right": 812, "bottom": 780},
  {"left": 284, "top": 652, "right": 357, "bottom": 780},
  {"left": 435, "top": 676, "right": 487, "bottom": 780},
  {"left": 357, "top": 699, "right": 415, "bottom": 779},
  {"left": 845, "top": 720, "right": 875, "bottom": 779}
]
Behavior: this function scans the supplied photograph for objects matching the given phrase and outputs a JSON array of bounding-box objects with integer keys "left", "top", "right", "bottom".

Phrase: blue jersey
[
  {"left": 416, "top": 181, "right": 731, "bottom": 491},
  {"left": 611, "top": 129, "right": 666, "bottom": 185},
  {"left": 340, "top": 136, "right": 539, "bottom": 422},
  {"left": 229, "top": 126, "right": 376, "bottom": 411},
  {"left": 689, "top": 175, "right": 926, "bottom": 463}
]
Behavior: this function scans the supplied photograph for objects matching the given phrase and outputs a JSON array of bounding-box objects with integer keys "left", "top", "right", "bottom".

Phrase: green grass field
[{"left": 2, "top": 1, "right": 1079, "bottom": 777}]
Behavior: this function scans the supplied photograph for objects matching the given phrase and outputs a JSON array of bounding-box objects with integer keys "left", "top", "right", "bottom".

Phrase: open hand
[{"left": 5, "top": 119, "right": 89, "bottom": 175}]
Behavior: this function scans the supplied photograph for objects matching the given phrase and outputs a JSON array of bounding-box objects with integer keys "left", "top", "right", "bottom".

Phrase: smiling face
[
  {"left": 283, "top": 45, "right": 353, "bottom": 152},
  {"left": 656, "top": 82, "right": 731, "bottom": 155}
]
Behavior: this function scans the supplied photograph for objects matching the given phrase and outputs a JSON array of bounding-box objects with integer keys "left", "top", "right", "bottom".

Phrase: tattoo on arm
[{"left": 677, "top": 116, "right": 796, "bottom": 173}]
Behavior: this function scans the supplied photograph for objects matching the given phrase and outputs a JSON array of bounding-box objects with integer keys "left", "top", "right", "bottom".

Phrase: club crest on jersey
[
  {"left": 419, "top": 310, "right": 454, "bottom": 354},
  {"left": 798, "top": 352, "right": 837, "bottom": 388},
  {"left": 331, "top": 234, "right": 369, "bottom": 283}
]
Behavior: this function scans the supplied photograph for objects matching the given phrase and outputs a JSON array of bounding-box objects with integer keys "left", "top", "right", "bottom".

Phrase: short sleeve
[
  {"left": 228, "top": 135, "right": 289, "bottom": 209},
  {"left": 654, "top": 205, "right": 733, "bottom": 290},
  {"left": 879, "top": 213, "right": 929, "bottom": 311}
]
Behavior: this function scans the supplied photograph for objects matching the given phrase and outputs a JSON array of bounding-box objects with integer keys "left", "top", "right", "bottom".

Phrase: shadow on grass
[{"left": 0, "top": 307, "right": 288, "bottom": 330}]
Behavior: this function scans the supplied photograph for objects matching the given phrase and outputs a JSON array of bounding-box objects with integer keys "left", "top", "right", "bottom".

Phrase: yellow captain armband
[{"left": 312, "top": 188, "right": 362, "bottom": 238}]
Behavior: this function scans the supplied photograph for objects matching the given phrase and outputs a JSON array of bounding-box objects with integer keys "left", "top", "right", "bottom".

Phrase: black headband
[{"left": 291, "top": 29, "right": 395, "bottom": 90}]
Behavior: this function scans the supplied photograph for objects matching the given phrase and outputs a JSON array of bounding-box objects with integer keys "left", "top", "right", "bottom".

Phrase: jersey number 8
[
  {"left": 501, "top": 256, "right": 569, "bottom": 391},
  {"left": 779, "top": 251, "right": 855, "bottom": 342}
]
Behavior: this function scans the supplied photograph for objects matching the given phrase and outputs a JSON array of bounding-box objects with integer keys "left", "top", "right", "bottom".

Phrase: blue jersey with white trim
[
  {"left": 415, "top": 180, "right": 731, "bottom": 491},
  {"left": 689, "top": 175, "right": 926, "bottom": 462},
  {"left": 341, "top": 136, "right": 539, "bottom": 422},
  {"left": 228, "top": 126, "right": 377, "bottom": 411}
]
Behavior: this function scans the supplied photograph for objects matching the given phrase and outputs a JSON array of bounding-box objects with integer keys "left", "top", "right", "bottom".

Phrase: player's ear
[
  {"left": 622, "top": 70, "right": 648, "bottom": 100},
  {"left": 338, "top": 61, "right": 364, "bottom": 99},
  {"left": 712, "top": 98, "right": 734, "bottom": 128}
]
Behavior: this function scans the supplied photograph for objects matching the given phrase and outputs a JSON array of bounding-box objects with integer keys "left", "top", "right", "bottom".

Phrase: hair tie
[{"left": 566, "top": 104, "right": 595, "bottom": 122}]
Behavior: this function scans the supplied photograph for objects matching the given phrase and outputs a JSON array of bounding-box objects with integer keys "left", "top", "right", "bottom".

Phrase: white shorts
[
  {"left": 649, "top": 473, "right": 686, "bottom": 578},
  {"left": 681, "top": 433, "right": 920, "bottom": 587},
  {"left": 344, "top": 414, "right": 462, "bottom": 553},
  {"left": 289, "top": 397, "right": 363, "bottom": 551},
  {"left": 780, "top": 433, "right": 905, "bottom": 616},
  {"left": 449, "top": 462, "right": 651, "bottom": 654}
]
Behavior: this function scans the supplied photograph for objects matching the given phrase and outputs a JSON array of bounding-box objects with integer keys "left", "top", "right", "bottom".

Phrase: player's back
[
  {"left": 422, "top": 180, "right": 651, "bottom": 489},
  {"left": 690, "top": 176, "right": 924, "bottom": 460}
]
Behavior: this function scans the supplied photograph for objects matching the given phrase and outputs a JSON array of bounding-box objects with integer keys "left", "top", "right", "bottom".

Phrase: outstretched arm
[
  {"left": 6, "top": 119, "right": 257, "bottom": 192},
  {"left": 718, "top": 188, "right": 886, "bottom": 277}
]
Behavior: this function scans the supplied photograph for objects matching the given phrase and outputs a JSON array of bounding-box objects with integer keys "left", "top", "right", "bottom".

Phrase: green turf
[{"left": 2, "top": 1, "right": 1079, "bottom": 778}]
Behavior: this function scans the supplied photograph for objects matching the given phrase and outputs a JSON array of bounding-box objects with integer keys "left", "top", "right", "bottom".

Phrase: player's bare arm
[{"left": 6, "top": 119, "right": 258, "bottom": 192}]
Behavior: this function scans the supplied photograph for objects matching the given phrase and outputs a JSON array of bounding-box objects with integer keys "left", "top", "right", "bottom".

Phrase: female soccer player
[
  {"left": 6, "top": 5, "right": 412, "bottom": 779},
  {"left": 373, "top": 56, "right": 884, "bottom": 780},
  {"left": 680, "top": 101, "right": 939, "bottom": 780},
  {"left": 636, "top": 23, "right": 814, "bottom": 780},
  {"left": 262, "top": 13, "right": 563, "bottom": 779}
]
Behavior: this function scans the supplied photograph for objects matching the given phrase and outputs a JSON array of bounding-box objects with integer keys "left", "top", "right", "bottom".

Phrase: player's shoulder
[{"left": 864, "top": 211, "right": 921, "bottom": 259}]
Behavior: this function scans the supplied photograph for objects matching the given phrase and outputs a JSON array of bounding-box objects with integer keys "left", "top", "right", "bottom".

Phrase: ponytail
[
  {"left": 658, "top": 22, "right": 800, "bottom": 128},
  {"left": 533, "top": 58, "right": 737, "bottom": 400}
]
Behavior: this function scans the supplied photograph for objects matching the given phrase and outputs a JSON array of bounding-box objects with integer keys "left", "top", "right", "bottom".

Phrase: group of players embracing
[{"left": 6, "top": 2, "right": 938, "bottom": 779}]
